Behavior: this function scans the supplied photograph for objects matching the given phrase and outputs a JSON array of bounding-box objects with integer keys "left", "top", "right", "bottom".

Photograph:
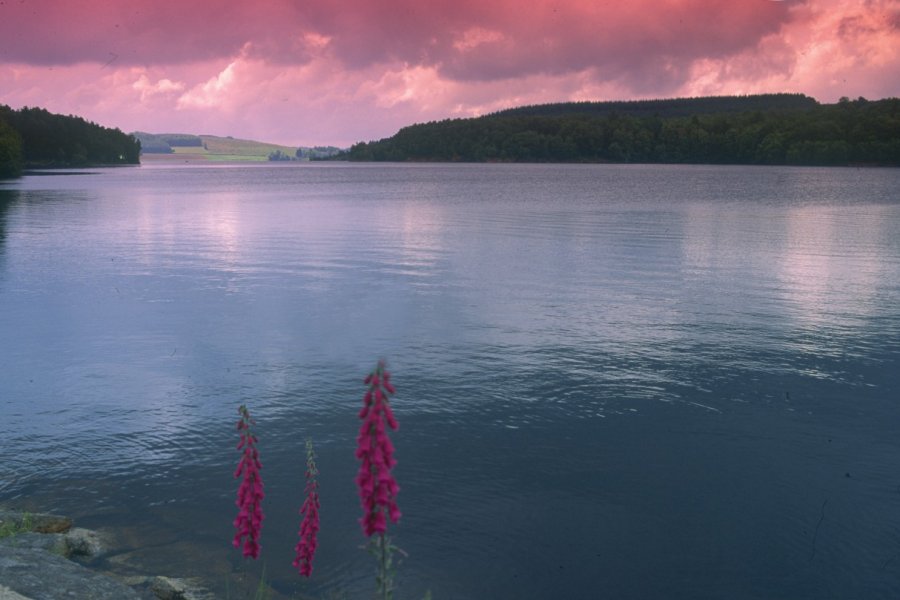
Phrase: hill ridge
[
  {"left": 132, "top": 132, "right": 342, "bottom": 161},
  {"left": 345, "top": 94, "right": 900, "bottom": 166},
  {"left": 488, "top": 93, "right": 818, "bottom": 119}
]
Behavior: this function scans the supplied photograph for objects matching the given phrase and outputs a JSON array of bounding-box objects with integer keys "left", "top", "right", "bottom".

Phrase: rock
[
  {"left": 149, "top": 576, "right": 215, "bottom": 600},
  {"left": 119, "top": 575, "right": 152, "bottom": 587},
  {"left": 0, "top": 511, "right": 72, "bottom": 534},
  {"left": 0, "top": 584, "right": 32, "bottom": 600},
  {"left": 0, "top": 532, "right": 67, "bottom": 556},
  {"left": 28, "top": 514, "right": 72, "bottom": 534},
  {"left": 0, "top": 510, "right": 213, "bottom": 600},
  {"left": 0, "top": 545, "right": 142, "bottom": 599},
  {"left": 64, "top": 528, "right": 106, "bottom": 559},
  {"left": 150, "top": 576, "right": 188, "bottom": 600},
  {"left": 0, "top": 529, "right": 107, "bottom": 562}
]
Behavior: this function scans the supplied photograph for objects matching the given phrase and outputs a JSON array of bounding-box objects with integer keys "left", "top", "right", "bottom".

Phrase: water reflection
[
  {"left": 128, "top": 191, "right": 247, "bottom": 292},
  {"left": 394, "top": 199, "right": 447, "bottom": 281},
  {"left": 779, "top": 204, "right": 895, "bottom": 327},
  {"left": 0, "top": 188, "right": 18, "bottom": 259}
]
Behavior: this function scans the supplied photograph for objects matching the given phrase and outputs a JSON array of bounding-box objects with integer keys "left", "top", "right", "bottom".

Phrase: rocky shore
[{"left": 0, "top": 510, "right": 213, "bottom": 600}]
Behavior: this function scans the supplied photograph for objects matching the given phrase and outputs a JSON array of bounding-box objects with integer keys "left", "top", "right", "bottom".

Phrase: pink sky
[{"left": 1, "top": 0, "right": 898, "bottom": 147}]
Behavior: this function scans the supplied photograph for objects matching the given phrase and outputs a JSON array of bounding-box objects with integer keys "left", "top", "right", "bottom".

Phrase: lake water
[{"left": 1, "top": 163, "right": 899, "bottom": 599}]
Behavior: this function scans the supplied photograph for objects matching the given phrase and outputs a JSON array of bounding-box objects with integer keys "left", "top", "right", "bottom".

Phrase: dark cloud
[
  {"left": 1, "top": 0, "right": 796, "bottom": 91},
  {"left": 305, "top": 0, "right": 798, "bottom": 89},
  {"left": 0, "top": 0, "right": 312, "bottom": 65},
  {"left": 838, "top": 14, "right": 877, "bottom": 36}
]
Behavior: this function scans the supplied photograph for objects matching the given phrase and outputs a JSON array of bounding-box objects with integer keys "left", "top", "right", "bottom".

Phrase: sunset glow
[{"left": 2, "top": 0, "right": 898, "bottom": 146}]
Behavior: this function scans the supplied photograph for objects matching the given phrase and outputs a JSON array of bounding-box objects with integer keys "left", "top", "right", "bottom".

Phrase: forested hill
[
  {"left": 0, "top": 105, "right": 140, "bottom": 178},
  {"left": 346, "top": 95, "right": 900, "bottom": 166},
  {"left": 491, "top": 93, "right": 818, "bottom": 119}
]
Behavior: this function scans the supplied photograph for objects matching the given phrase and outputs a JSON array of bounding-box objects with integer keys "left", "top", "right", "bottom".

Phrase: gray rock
[
  {"left": 120, "top": 575, "right": 152, "bottom": 587},
  {"left": 64, "top": 528, "right": 106, "bottom": 558},
  {"left": 0, "top": 529, "right": 107, "bottom": 561},
  {"left": 150, "top": 576, "right": 215, "bottom": 600},
  {"left": 150, "top": 576, "right": 188, "bottom": 600},
  {"left": 0, "top": 545, "right": 142, "bottom": 600},
  {"left": 0, "top": 533, "right": 67, "bottom": 556},
  {"left": 0, "top": 584, "right": 32, "bottom": 600}
]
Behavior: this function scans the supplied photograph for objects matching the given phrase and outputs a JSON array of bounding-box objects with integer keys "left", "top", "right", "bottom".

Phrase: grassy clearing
[
  {"left": 135, "top": 132, "right": 341, "bottom": 164},
  {"left": 166, "top": 149, "right": 270, "bottom": 162},
  {"left": 141, "top": 135, "right": 299, "bottom": 163},
  {"left": 154, "top": 136, "right": 298, "bottom": 162},
  {"left": 200, "top": 136, "right": 296, "bottom": 158}
]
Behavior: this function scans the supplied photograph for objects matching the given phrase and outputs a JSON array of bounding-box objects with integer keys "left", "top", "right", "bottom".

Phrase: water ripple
[{"left": 2, "top": 164, "right": 900, "bottom": 599}]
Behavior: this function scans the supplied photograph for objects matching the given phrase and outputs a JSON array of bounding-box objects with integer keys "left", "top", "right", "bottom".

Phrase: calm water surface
[{"left": 1, "top": 163, "right": 899, "bottom": 599}]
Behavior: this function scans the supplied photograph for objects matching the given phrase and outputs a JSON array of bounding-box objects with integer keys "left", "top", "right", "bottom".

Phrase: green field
[
  {"left": 139, "top": 134, "right": 298, "bottom": 162},
  {"left": 199, "top": 135, "right": 297, "bottom": 159}
]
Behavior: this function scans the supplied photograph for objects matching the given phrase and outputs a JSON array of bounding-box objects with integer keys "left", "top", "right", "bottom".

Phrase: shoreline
[{"left": 0, "top": 509, "right": 213, "bottom": 600}]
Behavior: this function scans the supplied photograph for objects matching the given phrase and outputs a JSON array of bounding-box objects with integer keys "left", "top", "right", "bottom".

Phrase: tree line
[
  {"left": 345, "top": 95, "right": 900, "bottom": 166},
  {"left": 270, "top": 146, "right": 345, "bottom": 161},
  {"left": 133, "top": 132, "right": 204, "bottom": 154},
  {"left": 0, "top": 105, "right": 140, "bottom": 178},
  {"left": 490, "top": 93, "right": 819, "bottom": 119}
]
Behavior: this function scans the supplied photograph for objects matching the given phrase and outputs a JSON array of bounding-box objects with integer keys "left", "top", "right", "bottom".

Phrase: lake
[{"left": 1, "top": 162, "right": 899, "bottom": 599}]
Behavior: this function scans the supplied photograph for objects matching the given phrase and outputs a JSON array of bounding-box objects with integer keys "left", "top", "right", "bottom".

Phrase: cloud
[
  {"left": 0, "top": 0, "right": 794, "bottom": 81},
  {"left": 177, "top": 60, "right": 241, "bottom": 110},
  {"left": 453, "top": 27, "right": 506, "bottom": 52},
  {"left": 1, "top": 0, "right": 898, "bottom": 146},
  {"left": 680, "top": 0, "right": 900, "bottom": 101},
  {"left": 133, "top": 74, "right": 184, "bottom": 102}
]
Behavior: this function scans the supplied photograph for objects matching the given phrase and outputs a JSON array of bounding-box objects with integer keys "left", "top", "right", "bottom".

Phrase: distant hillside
[
  {"left": 0, "top": 105, "right": 140, "bottom": 177},
  {"left": 345, "top": 94, "right": 900, "bottom": 166},
  {"left": 491, "top": 94, "right": 818, "bottom": 119},
  {"left": 133, "top": 132, "right": 203, "bottom": 153},
  {"left": 133, "top": 132, "right": 343, "bottom": 162}
]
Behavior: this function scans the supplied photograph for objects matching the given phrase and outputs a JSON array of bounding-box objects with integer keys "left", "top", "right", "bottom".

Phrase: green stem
[{"left": 380, "top": 532, "right": 388, "bottom": 600}]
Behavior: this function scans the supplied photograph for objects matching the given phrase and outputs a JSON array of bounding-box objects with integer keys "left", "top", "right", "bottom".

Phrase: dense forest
[
  {"left": 0, "top": 119, "right": 21, "bottom": 179},
  {"left": 346, "top": 94, "right": 900, "bottom": 166},
  {"left": 0, "top": 105, "right": 140, "bottom": 177}
]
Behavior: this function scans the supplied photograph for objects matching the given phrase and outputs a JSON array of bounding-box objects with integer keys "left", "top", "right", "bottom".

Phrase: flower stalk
[
  {"left": 233, "top": 404, "right": 264, "bottom": 559},
  {"left": 293, "top": 438, "right": 320, "bottom": 577},
  {"left": 355, "top": 360, "right": 401, "bottom": 599}
]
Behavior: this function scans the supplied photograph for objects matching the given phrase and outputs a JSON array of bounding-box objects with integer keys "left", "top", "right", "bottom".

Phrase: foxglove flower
[
  {"left": 355, "top": 361, "right": 401, "bottom": 537},
  {"left": 233, "top": 404, "right": 264, "bottom": 559},
  {"left": 293, "top": 438, "right": 320, "bottom": 577}
]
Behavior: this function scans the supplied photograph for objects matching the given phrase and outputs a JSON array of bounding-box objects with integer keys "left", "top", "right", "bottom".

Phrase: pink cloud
[
  {"left": 0, "top": 0, "right": 897, "bottom": 146},
  {"left": 0, "top": 0, "right": 796, "bottom": 78},
  {"left": 681, "top": 0, "right": 900, "bottom": 101},
  {"left": 0, "top": 0, "right": 314, "bottom": 66}
]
